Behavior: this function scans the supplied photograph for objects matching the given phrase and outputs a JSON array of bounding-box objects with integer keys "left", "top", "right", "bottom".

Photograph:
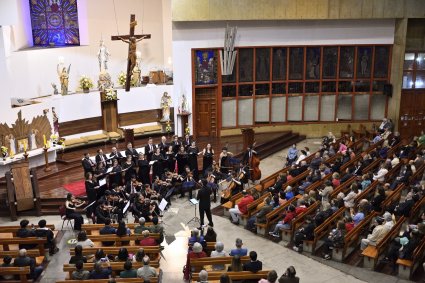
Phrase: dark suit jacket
[
  {"left": 243, "top": 260, "right": 262, "bottom": 273},
  {"left": 144, "top": 144, "right": 156, "bottom": 161},
  {"left": 95, "top": 154, "right": 108, "bottom": 165},
  {"left": 125, "top": 148, "right": 138, "bottom": 160},
  {"left": 197, "top": 186, "right": 212, "bottom": 209},
  {"left": 109, "top": 151, "right": 123, "bottom": 160},
  {"left": 158, "top": 142, "right": 169, "bottom": 154},
  {"left": 82, "top": 158, "right": 95, "bottom": 174},
  {"left": 17, "top": 228, "right": 37, "bottom": 250}
]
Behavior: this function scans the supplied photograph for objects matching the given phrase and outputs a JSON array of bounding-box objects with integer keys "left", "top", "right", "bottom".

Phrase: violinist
[
  {"left": 113, "top": 184, "right": 130, "bottom": 201},
  {"left": 180, "top": 166, "right": 196, "bottom": 199},
  {"left": 176, "top": 145, "right": 188, "bottom": 175},
  {"left": 85, "top": 172, "right": 99, "bottom": 218},
  {"left": 95, "top": 200, "right": 111, "bottom": 224},
  {"left": 125, "top": 175, "right": 141, "bottom": 197},
  {"left": 137, "top": 153, "right": 150, "bottom": 185},
  {"left": 132, "top": 195, "right": 153, "bottom": 222},
  {"left": 110, "top": 158, "right": 122, "bottom": 186},
  {"left": 65, "top": 193, "right": 85, "bottom": 230},
  {"left": 187, "top": 141, "right": 201, "bottom": 180}
]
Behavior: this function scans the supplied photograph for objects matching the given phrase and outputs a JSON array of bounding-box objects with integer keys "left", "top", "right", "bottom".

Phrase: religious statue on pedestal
[
  {"left": 98, "top": 71, "right": 113, "bottom": 92},
  {"left": 57, "top": 64, "right": 71, "bottom": 95},
  {"left": 181, "top": 93, "right": 189, "bottom": 114},
  {"left": 160, "top": 92, "right": 172, "bottom": 122},
  {"left": 30, "top": 129, "right": 38, "bottom": 150},
  {"left": 131, "top": 52, "right": 142, "bottom": 87},
  {"left": 97, "top": 39, "right": 111, "bottom": 72}
]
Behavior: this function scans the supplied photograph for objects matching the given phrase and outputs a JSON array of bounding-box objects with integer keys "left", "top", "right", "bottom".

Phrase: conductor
[{"left": 196, "top": 180, "right": 214, "bottom": 229}]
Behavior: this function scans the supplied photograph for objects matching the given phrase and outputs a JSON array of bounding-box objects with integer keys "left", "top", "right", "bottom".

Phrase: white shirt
[{"left": 373, "top": 168, "right": 388, "bottom": 182}]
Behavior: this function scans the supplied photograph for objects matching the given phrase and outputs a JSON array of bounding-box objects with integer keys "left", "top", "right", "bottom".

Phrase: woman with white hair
[
  {"left": 184, "top": 242, "right": 207, "bottom": 280},
  {"left": 210, "top": 241, "right": 227, "bottom": 270}
]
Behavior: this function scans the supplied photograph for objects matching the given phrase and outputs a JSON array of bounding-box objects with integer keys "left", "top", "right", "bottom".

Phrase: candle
[
  {"left": 23, "top": 141, "right": 27, "bottom": 152},
  {"left": 43, "top": 135, "right": 47, "bottom": 147}
]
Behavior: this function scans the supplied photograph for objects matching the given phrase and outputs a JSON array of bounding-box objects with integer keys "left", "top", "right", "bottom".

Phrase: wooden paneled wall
[
  {"left": 118, "top": 108, "right": 174, "bottom": 127},
  {"left": 59, "top": 117, "right": 103, "bottom": 137}
]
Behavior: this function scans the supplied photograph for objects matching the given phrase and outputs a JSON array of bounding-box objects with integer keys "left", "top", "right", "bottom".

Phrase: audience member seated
[
  {"left": 314, "top": 202, "right": 333, "bottom": 227},
  {"left": 188, "top": 229, "right": 206, "bottom": 250},
  {"left": 284, "top": 186, "right": 294, "bottom": 200},
  {"left": 150, "top": 216, "right": 165, "bottom": 245},
  {"left": 69, "top": 245, "right": 87, "bottom": 264},
  {"left": 76, "top": 231, "right": 94, "bottom": 248},
  {"left": 0, "top": 256, "right": 13, "bottom": 280},
  {"left": 269, "top": 205, "right": 296, "bottom": 238},
  {"left": 293, "top": 215, "right": 315, "bottom": 252},
  {"left": 246, "top": 197, "right": 273, "bottom": 233},
  {"left": 13, "top": 249, "right": 43, "bottom": 279},
  {"left": 184, "top": 242, "right": 207, "bottom": 279},
  {"left": 132, "top": 248, "right": 145, "bottom": 262},
  {"left": 198, "top": 270, "right": 209, "bottom": 283},
  {"left": 286, "top": 144, "right": 298, "bottom": 166},
  {"left": 360, "top": 216, "right": 390, "bottom": 250},
  {"left": 371, "top": 186, "right": 386, "bottom": 212},
  {"left": 120, "top": 260, "right": 138, "bottom": 278},
  {"left": 391, "top": 192, "right": 415, "bottom": 217},
  {"left": 89, "top": 261, "right": 112, "bottom": 279},
  {"left": 278, "top": 266, "right": 300, "bottom": 283},
  {"left": 227, "top": 254, "right": 243, "bottom": 272},
  {"left": 116, "top": 220, "right": 131, "bottom": 245},
  {"left": 115, "top": 248, "right": 130, "bottom": 262},
  {"left": 210, "top": 242, "right": 227, "bottom": 271},
  {"left": 71, "top": 260, "right": 90, "bottom": 280},
  {"left": 140, "top": 230, "right": 157, "bottom": 246},
  {"left": 229, "top": 238, "right": 248, "bottom": 256},
  {"left": 220, "top": 273, "right": 232, "bottom": 283},
  {"left": 99, "top": 218, "right": 117, "bottom": 246},
  {"left": 268, "top": 173, "right": 287, "bottom": 193},
  {"left": 34, "top": 219, "right": 59, "bottom": 255},
  {"left": 321, "top": 221, "right": 346, "bottom": 260},
  {"left": 373, "top": 163, "right": 389, "bottom": 182},
  {"left": 16, "top": 219, "right": 37, "bottom": 250},
  {"left": 243, "top": 251, "right": 263, "bottom": 273},
  {"left": 259, "top": 270, "right": 278, "bottom": 283},
  {"left": 351, "top": 207, "right": 365, "bottom": 227},
  {"left": 344, "top": 184, "right": 358, "bottom": 208},
  {"left": 204, "top": 226, "right": 217, "bottom": 242},
  {"left": 229, "top": 190, "right": 254, "bottom": 225},
  {"left": 93, "top": 249, "right": 108, "bottom": 264},
  {"left": 134, "top": 217, "right": 150, "bottom": 234}
]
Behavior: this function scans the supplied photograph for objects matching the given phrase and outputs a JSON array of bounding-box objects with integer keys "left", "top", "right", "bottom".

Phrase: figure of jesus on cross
[{"left": 111, "top": 14, "right": 151, "bottom": 91}]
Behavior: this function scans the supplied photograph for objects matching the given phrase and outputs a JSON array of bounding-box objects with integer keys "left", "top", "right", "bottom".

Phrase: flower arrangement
[
  {"left": 117, "top": 72, "right": 127, "bottom": 86},
  {"left": 185, "top": 123, "right": 190, "bottom": 135},
  {"left": 165, "top": 121, "right": 172, "bottom": 133},
  {"left": 104, "top": 88, "right": 118, "bottom": 101},
  {"left": 78, "top": 76, "right": 94, "bottom": 91},
  {"left": 50, "top": 134, "right": 58, "bottom": 145},
  {"left": 1, "top": 146, "right": 8, "bottom": 158}
]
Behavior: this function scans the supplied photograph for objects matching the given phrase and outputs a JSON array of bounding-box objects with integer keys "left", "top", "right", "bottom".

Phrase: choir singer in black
[{"left": 196, "top": 180, "right": 214, "bottom": 229}]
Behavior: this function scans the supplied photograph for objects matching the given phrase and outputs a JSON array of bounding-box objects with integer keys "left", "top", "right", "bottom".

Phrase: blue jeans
[{"left": 272, "top": 221, "right": 290, "bottom": 233}]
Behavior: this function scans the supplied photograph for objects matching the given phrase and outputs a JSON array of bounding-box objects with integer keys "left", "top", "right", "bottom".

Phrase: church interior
[{"left": 0, "top": 0, "right": 424, "bottom": 282}]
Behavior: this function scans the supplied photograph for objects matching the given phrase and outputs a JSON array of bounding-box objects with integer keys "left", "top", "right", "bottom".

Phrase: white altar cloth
[{"left": 0, "top": 145, "right": 62, "bottom": 177}]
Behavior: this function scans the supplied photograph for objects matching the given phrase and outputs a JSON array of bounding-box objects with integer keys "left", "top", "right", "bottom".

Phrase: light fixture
[{"left": 219, "top": 24, "right": 237, "bottom": 76}]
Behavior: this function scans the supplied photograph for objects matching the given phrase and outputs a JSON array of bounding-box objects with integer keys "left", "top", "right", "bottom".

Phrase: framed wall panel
[{"left": 271, "top": 97, "right": 286, "bottom": 122}]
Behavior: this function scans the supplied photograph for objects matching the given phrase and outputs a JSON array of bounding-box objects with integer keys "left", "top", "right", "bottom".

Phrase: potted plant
[
  {"left": 1, "top": 146, "right": 8, "bottom": 160},
  {"left": 79, "top": 76, "right": 94, "bottom": 93},
  {"left": 117, "top": 72, "right": 127, "bottom": 87}
]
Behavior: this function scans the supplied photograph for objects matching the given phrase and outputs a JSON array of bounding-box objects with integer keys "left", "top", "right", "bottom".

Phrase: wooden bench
[
  {"left": 57, "top": 279, "right": 155, "bottom": 283},
  {"left": 362, "top": 216, "right": 405, "bottom": 270},
  {"left": 0, "top": 250, "right": 44, "bottom": 266},
  {"left": 81, "top": 223, "right": 153, "bottom": 235},
  {"left": 63, "top": 262, "right": 160, "bottom": 278},
  {"left": 87, "top": 234, "right": 160, "bottom": 247},
  {"left": 0, "top": 266, "right": 31, "bottom": 283},
  {"left": 0, "top": 225, "right": 56, "bottom": 237},
  {"left": 191, "top": 270, "right": 269, "bottom": 282},
  {"left": 396, "top": 237, "right": 425, "bottom": 280},
  {"left": 0, "top": 238, "right": 47, "bottom": 255},
  {"left": 332, "top": 212, "right": 376, "bottom": 262},
  {"left": 303, "top": 207, "right": 346, "bottom": 253},
  {"left": 70, "top": 246, "right": 161, "bottom": 261},
  {"left": 239, "top": 192, "right": 271, "bottom": 226},
  {"left": 189, "top": 255, "right": 250, "bottom": 273},
  {"left": 221, "top": 184, "right": 262, "bottom": 216}
]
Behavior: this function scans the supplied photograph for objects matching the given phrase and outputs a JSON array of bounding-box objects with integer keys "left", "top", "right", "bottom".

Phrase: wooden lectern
[
  {"left": 5, "top": 161, "right": 42, "bottom": 221},
  {"left": 241, "top": 128, "right": 255, "bottom": 150},
  {"left": 100, "top": 93, "right": 119, "bottom": 132}
]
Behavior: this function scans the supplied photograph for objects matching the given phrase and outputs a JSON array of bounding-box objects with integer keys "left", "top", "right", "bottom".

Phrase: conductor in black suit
[{"left": 197, "top": 180, "right": 213, "bottom": 228}]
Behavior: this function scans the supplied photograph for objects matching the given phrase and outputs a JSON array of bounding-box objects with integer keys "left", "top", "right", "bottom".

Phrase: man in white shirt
[{"left": 373, "top": 164, "right": 388, "bottom": 182}]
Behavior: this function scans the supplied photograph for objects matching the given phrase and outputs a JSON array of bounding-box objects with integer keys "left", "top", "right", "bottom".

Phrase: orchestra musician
[
  {"left": 82, "top": 152, "right": 96, "bottom": 175},
  {"left": 202, "top": 143, "right": 214, "bottom": 174},
  {"left": 180, "top": 166, "right": 196, "bottom": 199},
  {"left": 65, "top": 193, "right": 85, "bottom": 231},
  {"left": 95, "top": 149, "right": 109, "bottom": 168},
  {"left": 137, "top": 153, "right": 150, "bottom": 185},
  {"left": 95, "top": 200, "right": 111, "bottom": 224},
  {"left": 132, "top": 195, "right": 153, "bottom": 222},
  {"left": 144, "top": 137, "right": 156, "bottom": 161},
  {"left": 125, "top": 175, "right": 141, "bottom": 196},
  {"left": 125, "top": 142, "right": 138, "bottom": 162},
  {"left": 219, "top": 147, "right": 233, "bottom": 174},
  {"left": 187, "top": 141, "right": 201, "bottom": 180}
]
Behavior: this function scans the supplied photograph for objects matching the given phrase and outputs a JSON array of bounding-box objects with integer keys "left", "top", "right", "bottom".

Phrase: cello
[{"left": 249, "top": 145, "right": 261, "bottom": 181}]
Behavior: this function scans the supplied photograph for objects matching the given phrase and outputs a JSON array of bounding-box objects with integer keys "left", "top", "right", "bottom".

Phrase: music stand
[{"left": 187, "top": 198, "right": 200, "bottom": 226}]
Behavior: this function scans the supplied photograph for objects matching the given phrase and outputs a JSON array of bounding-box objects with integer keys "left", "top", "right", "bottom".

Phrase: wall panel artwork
[
  {"left": 195, "top": 50, "right": 217, "bottom": 85},
  {"left": 30, "top": 0, "right": 80, "bottom": 46}
]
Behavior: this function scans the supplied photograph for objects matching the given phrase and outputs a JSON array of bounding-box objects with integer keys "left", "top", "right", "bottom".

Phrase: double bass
[{"left": 248, "top": 145, "right": 261, "bottom": 181}]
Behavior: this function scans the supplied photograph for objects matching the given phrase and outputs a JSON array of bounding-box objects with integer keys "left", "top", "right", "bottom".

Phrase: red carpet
[{"left": 63, "top": 180, "right": 86, "bottom": 197}]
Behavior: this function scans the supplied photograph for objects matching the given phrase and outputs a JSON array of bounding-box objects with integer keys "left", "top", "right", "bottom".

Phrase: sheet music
[
  {"left": 158, "top": 199, "right": 168, "bottom": 212},
  {"left": 98, "top": 178, "right": 106, "bottom": 187},
  {"left": 106, "top": 167, "right": 113, "bottom": 173},
  {"left": 189, "top": 198, "right": 199, "bottom": 205},
  {"left": 120, "top": 150, "right": 126, "bottom": 157},
  {"left": 136, "top": 148, "right": 144, "bottom": 154},
  {"left": 123, "top": 201, "right": 131, "bottom": 214},
  {"left": 149, "top": 160, "right": 157, "bottom": 165}
]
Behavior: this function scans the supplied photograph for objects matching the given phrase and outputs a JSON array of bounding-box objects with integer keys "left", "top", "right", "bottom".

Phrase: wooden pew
[
  {"left": 0, "top": 266, "right": 31, "bottom": 283},
  {"left": 396, "top": 237, "right": 425, "bottom": 280},
  {"left": 0, "top": 250, "right": 44, "bottom": 266},
  {"left": 332, "top": 212, "right": 377, "bottom": 262},
  {"left": 0, "top": 225, "right": 56, "bottom": 237},
  {"left": 0, "top": 238, "right": 47, "bottom": 255},
  {"left": 57, "top": 279, "right": 154, "bottom": 283},
  {"left": 191, "top": 270, "right": 269, "bottom": 282},
  {"left": 239, "top": 192, "right": 271, "bottom": 226},
  {"left": 70, "top": 246, "right": 161, "bottom": 261},
  {"left": 380, "top": 184, "right": 405, "bottom": 213},
  {"left": 63, "top": 262, "right": 160, "bottom": 278},
  {"left": 221, "top": 184, "right": 262, "bottom": 216},
  {"left": 279, "top": 201, "right": 320, "bottom": 244},
  {"left": 361, "top": 217, "right": 405, "bottom": 270},
  {"left": 87, "top": 234, "right": 160, "bottom": 247},
  {"left": 189, "top": 255, "right": 250, "bottom": 272},
  {"left": 81, "top": 223, "right": 153, "bottom": 235},
  {"left": 303, "top": 207, "right": 346, "bottom": 253}
]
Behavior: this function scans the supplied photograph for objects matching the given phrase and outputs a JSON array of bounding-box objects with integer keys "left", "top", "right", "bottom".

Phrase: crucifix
[{"left": 111, "top": 14, "right": 151, "bottom": 91}]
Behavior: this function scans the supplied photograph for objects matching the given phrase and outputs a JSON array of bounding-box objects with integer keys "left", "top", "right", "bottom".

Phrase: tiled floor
[{"left": 0, "top": 139, "right": 417, "bottom": 283}]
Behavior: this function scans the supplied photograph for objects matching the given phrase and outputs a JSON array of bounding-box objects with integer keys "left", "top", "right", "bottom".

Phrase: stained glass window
[{"left": 30, "top": 0, "right": 80, "bottom": 47}]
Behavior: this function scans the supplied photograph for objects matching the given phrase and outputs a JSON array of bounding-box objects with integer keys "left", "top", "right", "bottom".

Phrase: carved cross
[{"left": 111, "top": 14, "right": 151, "bottom": 91}]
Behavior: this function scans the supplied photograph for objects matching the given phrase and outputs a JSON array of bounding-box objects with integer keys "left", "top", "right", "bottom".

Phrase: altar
[{"left": 0, "top": 145, "right": 62, "bottom": 177}]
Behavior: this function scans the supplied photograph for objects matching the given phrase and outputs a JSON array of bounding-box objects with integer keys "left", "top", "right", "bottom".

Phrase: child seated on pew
[{"left": 1, "top": 256, "right": 13, "bottom": 280}]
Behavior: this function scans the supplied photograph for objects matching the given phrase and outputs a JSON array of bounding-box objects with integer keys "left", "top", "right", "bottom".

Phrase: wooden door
[
  {"left": 195, "top": 88, "right": 217, "bottom": 137},
  {"left": 399, "top": 89, "right": 425, "bottom": 139}
]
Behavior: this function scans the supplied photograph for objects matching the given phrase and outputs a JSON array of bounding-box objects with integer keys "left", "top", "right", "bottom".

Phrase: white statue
[
  {"left": 160, "top": 92, "right": 172, "bottom": 121},
  {"left": 97, "top": 39, "right": 111, "bottom": 72},
  {"left": 181, "top": 93, "right": 189, "bottom": 113},
  {"left": 8, "top": 134, "right": 16, "bottom": 156},
  {"left": 30, "top": 129, "right": 38, "bottom": 150}
]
